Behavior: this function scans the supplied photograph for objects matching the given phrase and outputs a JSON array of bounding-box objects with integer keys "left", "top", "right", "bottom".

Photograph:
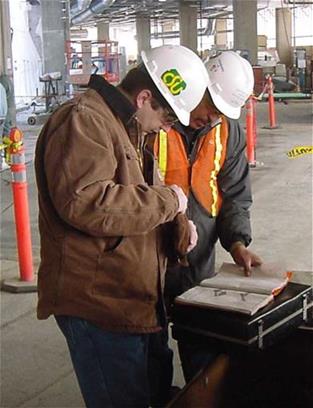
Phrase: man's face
[
  {"left": 189, "top": 92, "right": 221, "bottom": 130},
  {"left": 135, "top": 90, "right": 178, "bottom": 133}
]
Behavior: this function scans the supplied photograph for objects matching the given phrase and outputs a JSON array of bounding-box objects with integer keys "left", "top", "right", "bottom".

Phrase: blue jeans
[
  {"left": 147, "top": 328, "right": 174, "bottom": 407},
  {"left": 55, "top": 316, "right": 150, "bottom": 408}
]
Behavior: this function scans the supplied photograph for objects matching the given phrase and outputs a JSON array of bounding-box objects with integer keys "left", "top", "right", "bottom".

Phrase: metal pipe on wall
[{"left": 284, "top": 0, "right": 313, "bottom": 4}]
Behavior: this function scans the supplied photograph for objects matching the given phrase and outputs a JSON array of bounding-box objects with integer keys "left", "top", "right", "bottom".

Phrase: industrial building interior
[{"left": 0, "top": 0, "right": 312, "bottom": 407}]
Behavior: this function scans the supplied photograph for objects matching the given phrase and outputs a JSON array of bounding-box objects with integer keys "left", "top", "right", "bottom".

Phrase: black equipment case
[{"left": 172, "top": 282, "right": 313, "bottom": 350}]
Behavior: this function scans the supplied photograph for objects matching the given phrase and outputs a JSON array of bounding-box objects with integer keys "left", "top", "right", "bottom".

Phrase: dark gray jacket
[{"left": 165, "top": 119, "right": 252, "bottom": 299}]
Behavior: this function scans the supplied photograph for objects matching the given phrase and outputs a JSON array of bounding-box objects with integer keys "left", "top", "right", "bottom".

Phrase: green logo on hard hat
[{"left": 161, "top": 69, "right": 187, "bottom": 95}]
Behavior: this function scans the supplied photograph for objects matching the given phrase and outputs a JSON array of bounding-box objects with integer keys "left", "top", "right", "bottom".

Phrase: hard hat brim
[
  {"left": 174, "top": 109, "right": 190, "bottom": 126},
  {"left": 208, "top": 88, "right": 241, "bottom": 120}
]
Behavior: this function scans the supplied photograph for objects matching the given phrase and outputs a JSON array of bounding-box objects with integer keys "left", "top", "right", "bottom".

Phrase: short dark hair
[{"left": 119, "top": 64, "right": 174, "bottom": 114}]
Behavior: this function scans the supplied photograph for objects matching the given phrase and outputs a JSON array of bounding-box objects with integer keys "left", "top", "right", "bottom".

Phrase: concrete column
[
  {"left": 0, "top": 0, "right": 16, "bottom": 129},
  {"left": 41, "top": 0, "right": 70, "bottom": 86},
  {"left": 233, "top": 0, "right": 258, "bottom": 64},
  {"left": 97, "top": 22, "right": 110, "bottom": 65},
  {"left": 0, "top": 0, "right": 14, "bottom": 78},
  {"left": 215, "top": 19, "right": 227, "bottom": 49},
  {"left": 136, "top": 14, "right": 151, "bottom": 62},
  {"left": 179, "top": 1, "right": 198, "bottom": 53},
  {"left": 276, "top": 8, "right": 292, "bottom": 67},
  {"left": 97, "top": 22, "right": 110, "bottom": 40}
]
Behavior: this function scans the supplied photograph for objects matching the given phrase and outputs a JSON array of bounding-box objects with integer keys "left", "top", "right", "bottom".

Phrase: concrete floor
[{"left": 0, "top": 100, "right": 312, "bottom": 407}]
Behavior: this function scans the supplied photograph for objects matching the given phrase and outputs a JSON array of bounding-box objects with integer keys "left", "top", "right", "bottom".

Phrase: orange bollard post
[
  {"left": 253, "top": 96, "right": 257, "bottom": 149},
  {"left": 1, "top": 127, "right": 37, "bottom": 293},
  {"left": 245, "top": 96, "right": 256, "bottom": 167},
  {"left": 265, "top": 75, "right": 279, "bottom": 129}
]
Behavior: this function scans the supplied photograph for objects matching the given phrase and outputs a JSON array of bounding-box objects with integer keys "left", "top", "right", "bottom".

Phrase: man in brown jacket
[{"left": 35, "top": 45, "right": 208, "bottom": 408}]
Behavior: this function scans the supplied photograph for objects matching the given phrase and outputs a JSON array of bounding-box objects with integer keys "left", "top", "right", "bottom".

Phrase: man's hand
[
  {"left": 230, "top": 242, "right": 262, "bottom": 276},
  {"left": 186, "top": 220, "right": 198, "bottom": 253},
  {"left": 169, "top": 184, "right": 188, "bottom": 214}
]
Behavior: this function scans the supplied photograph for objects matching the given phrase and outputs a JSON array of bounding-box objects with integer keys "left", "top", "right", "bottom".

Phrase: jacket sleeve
[
  {"left": 216, "top": 119, "right": 252, "bottom": 251},
  {"left": 43, "top": 107, "right": 179, "bottom": 237}
]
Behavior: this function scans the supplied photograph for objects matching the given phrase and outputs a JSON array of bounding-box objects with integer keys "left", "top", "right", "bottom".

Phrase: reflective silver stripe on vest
[
  {"left": 11, "top": 153, "right": 25, "bottom": 164},
  {"left": 11, "top": 171, "right": 27, "bottom": 183}
]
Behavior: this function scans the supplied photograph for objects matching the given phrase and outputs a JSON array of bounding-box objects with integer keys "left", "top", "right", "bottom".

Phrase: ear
[{"left": 136, "top": 89, "right": 152, "bottom": 109}]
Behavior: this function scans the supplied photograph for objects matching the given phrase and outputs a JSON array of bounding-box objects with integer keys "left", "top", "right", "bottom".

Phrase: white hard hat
[
  {"left": 205, "top": 51, "right": 254, "bottom": 120},
  {"left": 141, "top": 45, "right": 209, "bottom": 126}
]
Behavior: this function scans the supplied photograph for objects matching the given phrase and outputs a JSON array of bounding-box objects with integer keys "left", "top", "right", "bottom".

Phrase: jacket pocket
[
  {"left": 102, "top": 236, "right": 124, "bottom": 252},
  {"left": 94, "top": 234, "right": 158, "bottom": 302},
  {"left": 124, "top": 145, "right": 138, "bottom": 161}
]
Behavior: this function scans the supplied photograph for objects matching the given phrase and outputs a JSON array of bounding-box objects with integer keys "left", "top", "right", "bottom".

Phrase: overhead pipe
[
  {"left": 71, "top": 0, "right": 116, "bottom": 26},
  {"left": 70, "top": 0, "right": 91, "bottom": 16},
  {"left": 71, "top": 2, "right": 231, "bottom": 27},
  {"left": 150, "top": 26, "right": 213, "bottom": 39},
  {"left": 153, "top": 20, "right": 213, "bottom": 39},
  {"left": 284, "top": 0, "right": 313, "bottom": 4},
  {"left": 151, "top": 11, "right": 233, "bottom": 40}
]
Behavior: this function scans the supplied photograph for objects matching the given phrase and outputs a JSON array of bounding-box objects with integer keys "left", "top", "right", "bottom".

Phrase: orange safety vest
[{"left": 155, "top": 117, "right": 229, "bottom": 217}]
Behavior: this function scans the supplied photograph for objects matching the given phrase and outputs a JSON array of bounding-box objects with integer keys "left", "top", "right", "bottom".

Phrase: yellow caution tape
[{"left": 287, "top": 146, "right": 313, "bottom": 158}]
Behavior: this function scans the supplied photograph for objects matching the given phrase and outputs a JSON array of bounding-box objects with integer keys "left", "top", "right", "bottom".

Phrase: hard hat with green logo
[
  {"left": 141, "top": 45, "right": 209, "bottom": 126},
  {"left": 205, "top": 51, "right": 254, "bottom": 120}
]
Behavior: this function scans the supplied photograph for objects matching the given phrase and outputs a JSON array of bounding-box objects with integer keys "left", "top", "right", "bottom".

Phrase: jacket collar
[
  {"left": 173, "top": 118, "right": 223, "bottom": 156},
  {"left": 88, "top": 74, "right": 136, "bottom": 128},
  {"left": 174, "top": 117, "right": 223, "bottom": 140}
]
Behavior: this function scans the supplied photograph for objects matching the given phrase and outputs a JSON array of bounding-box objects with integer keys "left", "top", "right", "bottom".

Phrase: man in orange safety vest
[{"left": 148, "top": 51, "right": 263, "bottom": 406}]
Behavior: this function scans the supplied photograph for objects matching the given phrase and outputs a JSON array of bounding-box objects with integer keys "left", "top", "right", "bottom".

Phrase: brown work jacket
[{"left": 35, "top": 81, "right": 179, "bottom": 333}]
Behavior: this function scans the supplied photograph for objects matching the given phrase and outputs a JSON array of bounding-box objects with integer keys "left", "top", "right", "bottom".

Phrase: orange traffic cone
[{"left": 1, "top": 127, "right": 37, "bottom": 293}]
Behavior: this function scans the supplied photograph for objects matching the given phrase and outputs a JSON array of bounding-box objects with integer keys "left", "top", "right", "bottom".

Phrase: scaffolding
[{"left": 66, "top": 40, "right": 120, "bottom": 89}]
